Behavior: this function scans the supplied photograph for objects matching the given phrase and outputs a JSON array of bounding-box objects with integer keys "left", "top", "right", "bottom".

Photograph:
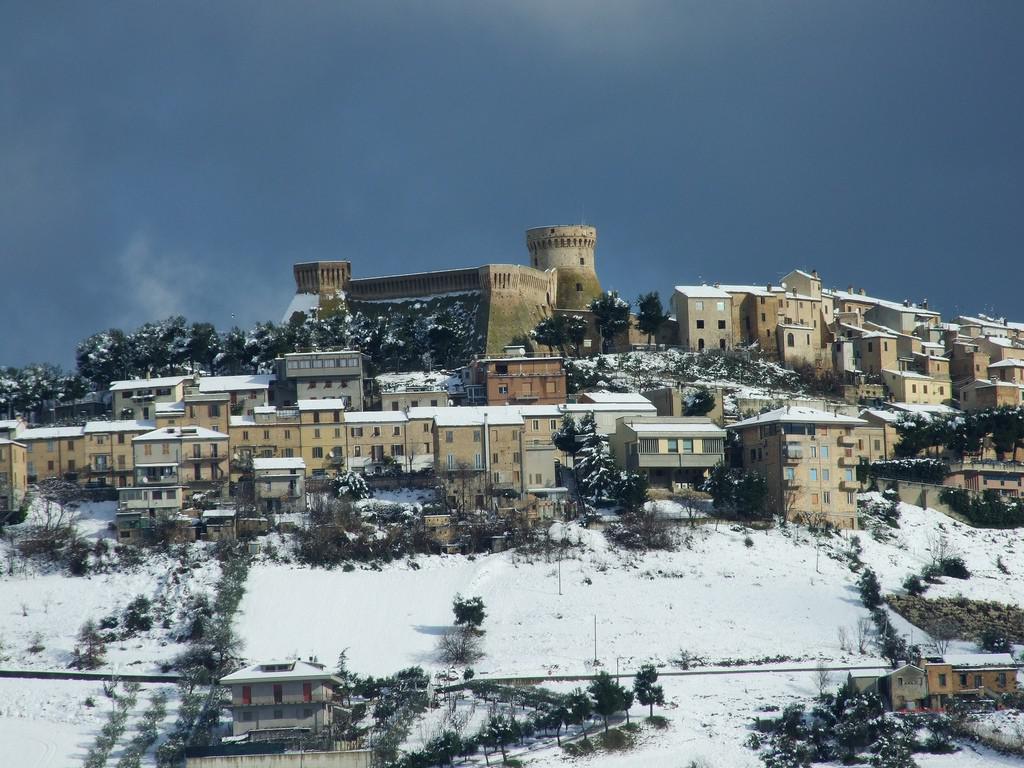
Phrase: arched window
[
  {"left": 787, "top": 333, "right": 795, "bottom": 348},
  {"left": 719, "top": 339, "right": 727, "bottom": 350},
  {"left": 698, "top": 338, "right": 705, "bottom": 351}
]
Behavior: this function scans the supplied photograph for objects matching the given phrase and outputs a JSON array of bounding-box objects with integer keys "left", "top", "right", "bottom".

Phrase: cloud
[{"left": 114, "top": 232, "right": 209, "bottom": 326}]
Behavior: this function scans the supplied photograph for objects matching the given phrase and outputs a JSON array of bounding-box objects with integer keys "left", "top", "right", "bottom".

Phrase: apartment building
[
  {"left": 110, "top": 375, "right": 191, "bottom": 421},
  {"left": 196, "top": 374, "right": 274, "bottom": 415},
  {"left": 517, "top": 405, "right": 562, "bottom": 490},
  {"left": 275, "top": 350, "right": 368, "bottom": 409},
  {"left": 381, "top": 386, "right": 448, "bottom": 412},
  {"left": 461, "top": 353, "right": 567, "bottom": 406},
  {"left": 82, "top": 420, "right": 154, "bottom": 488},
  {"left": 432, "top": 408, "right": 525, "bottom": 509},
  {"left": 220, "top": 659, "right": 346, "bottom": 737},
  {"left": 989, "top": 359, "right": 1024, "bottom": 385},
  {"left": 19, "top": 425, "right": 85, "bottom": 483},
  {"left": 297, "top": 399, "right": 348, "bottom": 477},
  {"left": 959, "top": 379, "right": 1024, "bottom": 412},
  {"left": 252, "top": 457, "right": 306, "bottom": 513},
  {"left": 229, "top": 406, "right": 302, "bottom": 480},
  {"left": 729, "top": 407, "right": 884, "bottom": 528},
  {"left": 156, "top": 386, "right": 229, "bottom": 434},
  {"left": 672, "top": 285, "right": 733, "bottom": 351},
  {"left": 924, "top": 654, "right": 1018, "bottom": 709},
  {"left": 881, "top": 369, "right": 950, "bottom": 406},
  {"left": 720, "top": 284, "right": 783, "bottom": 352},
  {"left": 115, "top": 485, "right": 186, "bottom": 543},
  {"left": 133, "top": 426, "right": 229, "bottom": 500},
  {"left": 343, "top": 411, "right": 410, "bottom": 473},
  {"left": 0, "top": 439, "right": 28, "bottom": 516},
  {"left": 610, "top": 416, "right": 726, "bottom": 489}
]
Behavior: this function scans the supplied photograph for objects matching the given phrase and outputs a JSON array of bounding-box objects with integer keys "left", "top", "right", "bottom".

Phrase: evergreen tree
[
  {"left": 588, "top": 671, "right": 628, "bottom": 733},
  {"left": 683, "top": 386, "right": 716, "bottom": 417},
  {"left": 858, "top": 569, "right": 882, "bottom": 609},
  {"left": 563, "top": 315, "right": 589, "bottom": 357},
  {"left": 567, "top": 688, "right": 593, "bottom": 741},
  {"left": 633, "top": 664, "right": 665, "bottom": 716},
  {"left": 588, "top": 291, "right": 631, "bottom": 353},
  {"left": 531, "top": 316, "right": 567, "bottom": 353},
  {"left": 635, "top": 292, "right": 670, "bottom": 344},
  {"left": 452, "top": 595, "right": 486, "bottom": 631}
]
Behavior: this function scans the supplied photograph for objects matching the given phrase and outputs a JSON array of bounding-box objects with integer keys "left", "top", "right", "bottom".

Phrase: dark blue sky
[{"left": 3, "top": 1, "right": 1023, "bottom": 366}]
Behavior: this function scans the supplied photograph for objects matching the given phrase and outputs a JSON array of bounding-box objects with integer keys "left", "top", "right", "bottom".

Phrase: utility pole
[{"left": 593, "top": 615, "right": 598, "bottom": 666}]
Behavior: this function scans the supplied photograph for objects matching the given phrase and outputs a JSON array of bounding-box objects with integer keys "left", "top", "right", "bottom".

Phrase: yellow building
[
  {"left": 296, "top": 399, "right": 348, "bottom": 477},
  {"left": 343, "top": 411, "right": 410, "bottom": 473},
  {"left": 110, "top": 375, "right": 191, "bottom": 421},
  {"left": 672, "top": 285, "right": 734, "bottom": 352},
  {"left": 19, "top": 425, "right": 86, "bottom": 483},
  {"left": 610, "top": 416, "right": 726, "bottom": 489},
  {"left": 83, "top": 420, "right": 154, "bottom": 487},
  {"left": 881, "top": 369, "right": 950, "bottom": 406},
  {"left": 133, "top": 425, "right": 229, "bottom": 500},
  {"left": 229, "top": 406, "right": 302, "bottom": 480},
  {"left": 730, "top": 407, "right": 883, "bottom": 528},
  {"left": 0, "top": 438, "right": 28, "bottom": 516}
]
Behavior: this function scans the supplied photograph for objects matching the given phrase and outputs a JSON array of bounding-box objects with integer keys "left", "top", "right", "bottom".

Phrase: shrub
[
  {"left": 939, "top": 557, "right": 971, "bottom": 580},
  {"left": 903, "top": 574, "right": 926, "bottom": 597},
  {"left": 858, "top": 569, "right": 882, "bottom": 609}
]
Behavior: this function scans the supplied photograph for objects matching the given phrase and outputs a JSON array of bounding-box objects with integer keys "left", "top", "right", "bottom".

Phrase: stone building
[{"left": 283, "top": 225, "right": 604, "bottom": 355}]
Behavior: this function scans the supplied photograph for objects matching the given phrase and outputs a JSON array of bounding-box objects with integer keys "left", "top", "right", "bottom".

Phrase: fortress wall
[{"left": 347, "top": 267, "right": 483, "bottom": 301}]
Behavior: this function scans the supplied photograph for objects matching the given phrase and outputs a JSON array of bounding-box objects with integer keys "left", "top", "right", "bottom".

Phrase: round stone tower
[{"left": 525, "top": 225, "right": 602, "bottom": 310}]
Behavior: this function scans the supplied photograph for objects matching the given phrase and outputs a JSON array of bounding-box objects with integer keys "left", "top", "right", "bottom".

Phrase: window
[
  {"left": 208, "top": 404, "right": 220, "bottom": 417},
  {"left": 844, "top": 469, "right": 854, "bottom": 481},
  {"left": 498, "top": 385, "right": 508, "bottom": 395},
  {"left": 445, "top": 431, "right": 454, "bottom": 443},
  {"left": 787, "top": 333, "right": 795, "bottom": 348},
  {"left": 999, "top": 672, "right": 1008, "bottom": 687},
  {"left": 303, "top": 682, "right": 313, "bottom": 702},
  {"left": 393, "top": 426, "right": 401, "bottom": 436},
  {"left": 716, "top": 301, "right": 725, "bottom": 311},
  {"left": 273, "top": 709, "right": 283, "bottom": 720},
  {"left": 273, "top": 684, "right": 283, "bottom": 704},
  {"left": 263, "top": 430, "right": 270, "bottom": 440},
  {"left": 242, "top": 430, "right": 249, "bottom": 441},
  {"left": 821, "top": 445, "right": 829, "bottom": 459},
  {"left": 473, "top": 430, "right": 481, "bottom": 442},
  {"left": 974, "top": 674, "right": 982, "bottom": 688},
  {"left": 809, "top": 468, "right": 818, "bottom": 481},
  {"left": 575, "top": 282, "right": 582, "bottom": 292},
  {"left": 846, "top": 491, "right": 855, "bottom": 504},
  {"left": 241, "top": 711, "right": 254, "bottom": 721},
  {"left": 372, "top": 426, "right": 381, "bottom": 437},
  {"left": 717, "top": 320, "right": 726, "bottom": 329},
  {"left": 696, "top": 319, "right": 705, "bottom": 329},
  {"left": 784, "top": 467, "right": 795, "bottom": 480},
  {"left": 242, "top": 685, "right": 252, "bottom": 704},
  {"left": 959, "top": 674, "right": 968, "bottom": 687},
  {"left": 938, "top": 674, "right": 947, "bottom": 687},
  {"left": 682, "top": 438, "right": 693, "bottom": 453},
  {"left": 810, "top": 445, "right": 817, "bottom": 458},
  {"left": 667, "top": 439, "right": 679, "bottom": 453},
  {"left": 695, "top": 300, "right": 704, "bottom": 310},
  {"left": 351, "top": 427, "right": 363, "bottom": 437},
  {"left": 822, "top": 491, "right": 831, "bottom": 504},
  {"left": 313, "top": 447, "right": 323, "bottom": 459},
  {"left": 719, "top": 339, "right": 726, "bottom": 349},
  {"left": 354, "top": 446, "right": 361, "bottom": 457},
  {"left": 698, "top": 338, "right": 705, "bottom": 351}
]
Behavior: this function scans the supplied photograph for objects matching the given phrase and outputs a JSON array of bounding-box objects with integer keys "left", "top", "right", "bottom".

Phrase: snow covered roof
[
  {"left": 938, "top": 653, "right": 1017, "bottom": 669},
  {"left": 84, "top": 420, "right": 155, "bottom": 433},
  {"left": 887, "top": 403, "right": 958, "bottom": 415},
  {"left": 418, "top": 406, "right": 524, "bottom": 427},
  {"left": 220, "top": 659, "right": 341, "bottom": 686},
  {"left": 109, "top": 375, "right": 190, "bottom": 392},
  {"left": 674, "top": 285, "right": 732, "bottom": 299},
  {"left": 0, "top": 438, "right": 26, "bottom": 447},
  {"left": 253, "top": 457, "right": 306, "bottom": 471},
  {"left": 859, "top": 331, "right": 898, "bottom": 340},
  {"left": 18, "top": 425, "right": 84, "bottom": 440},
  {"left": 198, "top": 374, "right": 274, "bottom": 393},
  {"left": 514, "top": 404, "right": 563, "bottom": 417},
  {"left": 561, "top": 403, "right": 658, "bottom": 414},
  {"left": 786, "top": 269, "right": 818, "bottom": 281},
  {"left": 627, "top": 422, "right": 726, "bottom": 435},
  {"left": 229, "top": 415, "right": 256, "bottom": 427},
  {"left": 253, "top": 405, "right": 277, "bottom": 414},
  {"left": 281, "top": 291, "right": 321, "bottom": 322},
  {"left": 579, "top": 391, "right": 653, "bottom": 405},
  {"left": 343, "top": 411, "right": 408, "bottom": 424},
  {"left": 989, "top": 359, "right": 1024, "bottom": 368},
  {"left": 718, "top": 284, "right": 779, "bottom": 297},
  {"left": 135, "top": 426, "right": 228, "bottom": 441},
  {"left": 729, "top": 406, "right": 867, "bottom": 429},
  {"left": 0, "top": 420, "right": 21, "bottom": 431},
  {"left": 882, "top": 368, "right": 931, "bottom": 380},
  {"left": 156, "top": 400, "right": 185, "bottom": 414},
  {"left": 860, "top": 409, "right": 901, "bottom": 424},
  {"left": 297, "top": 399, "right": 350, "bottom": 411}
]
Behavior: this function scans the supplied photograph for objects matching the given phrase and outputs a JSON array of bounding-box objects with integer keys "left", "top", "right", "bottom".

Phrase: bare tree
[
  {"left": 855, "top": 617, "right": 872, "bottom": 655},
  {"left": 837, "top": 626, "right": 851, "bottom": 654},
  {"left": 437, "top": 627, "right": 483, "bottom": 665},
  {"left": 813, "top": 661, "right": 832, "bottom": 697},
  {"left": 924, "top": 618, "right": 959, "bottom": 654}
]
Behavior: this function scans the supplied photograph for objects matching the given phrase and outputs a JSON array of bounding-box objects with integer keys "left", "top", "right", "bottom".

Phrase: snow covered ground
[
  {"left": 0, "top": 502, "right": 220, "bottom": 674},
  {"left": 0, "top": 677, "right": 176, "bottom": 768},
  {"left": 238, "top": 500, "right": 1022, "bottom": 679}
]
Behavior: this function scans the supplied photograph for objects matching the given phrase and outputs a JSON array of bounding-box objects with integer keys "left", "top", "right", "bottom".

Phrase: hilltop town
[{"left": 4, "top": 224, "right": 1024, "bottom": 768}]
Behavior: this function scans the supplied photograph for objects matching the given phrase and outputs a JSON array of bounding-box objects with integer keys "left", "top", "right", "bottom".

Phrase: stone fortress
[{"left": 284, "top": 225, "right": 604, "bottom": 353}]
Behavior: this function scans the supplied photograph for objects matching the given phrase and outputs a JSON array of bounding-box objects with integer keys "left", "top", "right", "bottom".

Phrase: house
[
  {"left": 252, "top": 457, "right": 306, "bottom": 513},
  {"left": 132, "top": 426, "right": 229, "bottom": 501},
  {"left": 881, "top": 369, "right": 950, "bottom": 406},
  {"left": 196, "top": 374, "right": 275, "bottom": 416},
  {"left": 381, "top": 386, "right": 448, "bottom": 412},
  {"left": 461, "top": 352, "right": 567, "bottom": 406},
  {"left": 115, "top": 485, "right": 187, "bottom": 543},
  {"left": 988, "top": 359, "right": 1024, "bottom": 386},
  {"left": 229, "top": 406, "right": 302, "bottom": 480},
  {"left": 672, "top": 285, "right": 733, "bottom": 352},
  {"left": 728, "top": 406, "right": 884, "bottom": 528},
  {"left": 109, "top": 375, "right": 191, "bottom": 421},
  {"left": 610, "top": 416, "right": 726, "bottom": 489},
  {"left": 82, "top": 420, "right": 154, "bottom": 488},
  {"left": 887, "top": 663, "right": 929, "bottom": 711},
  {"left": 719, "top": 284, "right": 783, "bottom": 353},
  {"left": 0, "top": 438, "right": 28, "bottom": 517},
  {"left": 220, "top": 659, "right": 347, "bottom": 738},
  {"left": 275, "top": 350, "right": 368, "bottom": 410},
  {"left": 959, "top": 379, "right": 1024, "bottom": 412},
  {"left": 18, "top": 425, "right": 85, "bottom": 483},
  {"left": 296, "top": 399, "right": 348, "bottom": 477},
  {"left": 560, "top": 399, "right": 658, "bottom": 437},
  {"left": 923, "top": 653, "right": 1019, "bottom": 709},
  {"left": 342, "top": 411, "right": 409, "bottom": 474}
]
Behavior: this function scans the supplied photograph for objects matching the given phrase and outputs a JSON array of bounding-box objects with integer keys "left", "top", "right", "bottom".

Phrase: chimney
[
  {"left": 859, "top": 288, "right": 866, "bottom": 296},
  {"left": 903, "top": 299, "right": 910, "bottom": 307},
  {"left": 766, "top": 284, "right": 772, "bottom": 293},
  {"left": 847, "top": 285, "right": 853, "bottom": 294},
  {"left": 922, "top": 299, "right": 929, "bottom": 310},
  {"left": 714, "top": 282, "right": 720, "bottom": 289},
  {"left": 811, "top": 269, "right": 819, "bottom": 279}
]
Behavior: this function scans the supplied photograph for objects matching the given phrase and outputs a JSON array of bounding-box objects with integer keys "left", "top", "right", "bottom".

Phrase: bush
[
  {"left": 902, "top": 574, "right": 926, "bottom": 597},
  {"left": 122, "top": 595, "right": 153, "bottom": 636},
  {"left": 858, "top": 569, "right": 883, "bottom": 609},
  {"left": 868, "top": 458, "right": 947, "bottom": 484},
  {"left": 979, "top": 628, "right": 1012, "bottom": 653},
  {"left": 939, "top": 557, "right": 971, "bottom": 580}
]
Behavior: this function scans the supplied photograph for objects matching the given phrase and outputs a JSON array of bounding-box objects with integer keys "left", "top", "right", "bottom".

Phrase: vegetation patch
[{"left": 887, "top": 594, "right": 1024, "bottom": 645}]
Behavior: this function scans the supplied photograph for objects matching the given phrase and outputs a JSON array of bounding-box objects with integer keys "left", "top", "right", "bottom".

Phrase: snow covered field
[
  {"left": 238, "top": 499, "right": 1024, "bottom": 679},
  {"left": 0, "top": 677, "right": 176, "bottom": 768},
  {"left": 0, "top": 502, "right": 220, "bottom": 673}
]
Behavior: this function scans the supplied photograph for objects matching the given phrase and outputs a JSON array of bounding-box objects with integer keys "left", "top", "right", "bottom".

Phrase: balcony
[
  {"left": 782, "top": 451, "right": 803, "bottom": 464},
  {"left": 839, "top": 479, "right": 860, "bottom": 492},
  {"left": 838, "top": 435, "right": 857, "bottom": 447},
  {"left": 838, "top": 454, "right": 861, "bottom": 468},
  {"left": 627, "top": 452, "right": 722, "bottom": 471},
  {"left": 328, "top": 454, "right": 344, "bottom": 465},
  {"left": 782, "top": 478, "right": 801, "bottom": 489},
  {"left": 136, "top": 474, "right": 180, "bottom": 486}
]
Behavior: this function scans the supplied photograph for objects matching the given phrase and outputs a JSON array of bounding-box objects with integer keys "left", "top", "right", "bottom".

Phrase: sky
[{"left": 2, "top": 1, "right": 1023, "bottom": 367}]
